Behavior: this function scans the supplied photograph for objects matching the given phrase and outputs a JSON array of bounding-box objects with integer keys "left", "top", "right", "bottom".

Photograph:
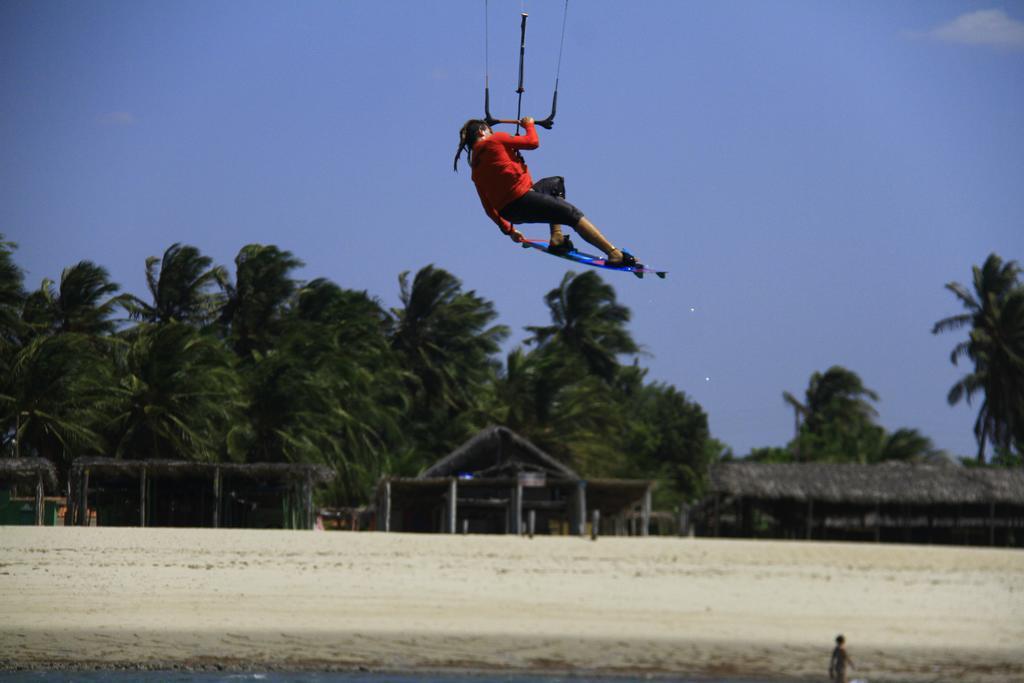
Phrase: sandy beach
[{"left": 0, "top": 527, "right": 1021, "bottom": 681}]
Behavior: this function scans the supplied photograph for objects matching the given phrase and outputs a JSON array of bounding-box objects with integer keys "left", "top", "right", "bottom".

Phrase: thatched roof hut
[
  {"left": 703, "top": 461, "right": 1024, "bottom": 547},
  {"left": 711, "top": 461, "right": 1024, "bottom": 505},
  {"left": 0, "top": 457, "right": 60, "bottom": 526},
  {"left": 70, "top": 458, "right": 334, "bottom": 485},
  {"left": 69, "top": 458, "right": 334, "bottom": 529},
  {"left": 0, "top": 457, "right": 58, "bottom": 491},
  {"left": 423, "top": 426, "right": 580, "bottom": 479},
  {"left": 379, "top": 426, "right": 654, "bottom": 536}
]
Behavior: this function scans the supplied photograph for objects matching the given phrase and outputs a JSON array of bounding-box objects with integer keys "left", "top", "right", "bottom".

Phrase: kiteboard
[{"left": 522, "top": 239, "right": 667, "bottom": 279}]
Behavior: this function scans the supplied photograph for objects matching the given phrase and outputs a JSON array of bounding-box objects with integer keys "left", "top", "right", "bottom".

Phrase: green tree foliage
[
  {"left": 123, "top": 243, "right": 226, "bottom": 326},
  {"left": 615, "top": 366, "right": 712, "bottom": 507},
  {"left": 798, "top": 366, "right": 881, "bottom": 463},
  {"left": 7, "top": 334, "right": 113, "bottom": 477},
  {"left": 219, "top": 244, "right": 304, "bottom": 357},
  {"left": 526, "top": 270, "right": 639, "bottom": 382},
  {"left": 389, "top": 265, "right": 507, "bottom": 465},
  {"left": 777, "top": 366, "right": 940, "bottom": 464},
  {"left": 3, "top": 257, "right": 124, "bottom": 476},
  {"left": 487, "top": 345, "right": 621, "bottom": 475},
  {"left": 237, "top": 279, "right": 407, "bottom": 503},
  {"left": 933, "top": 253, "right": 1024, "bottom": 463},
  {"left": 0, "top": 236, "right": 25, "bottom": 349},
  {"left": 106, "top": 322, "right": 245, "bottom": 462},
  {"left": 0, "top": 236, "right": 27, "bottom": 456},
  {"left": 876, "top": 428, "right": 939, "bottom": 463},
  {"left": 22, "top": 261, "right": 125, "bottom": 337}
]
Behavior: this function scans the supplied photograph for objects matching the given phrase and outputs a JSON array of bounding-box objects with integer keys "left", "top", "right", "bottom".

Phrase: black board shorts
[{"left": 499, "top": 176, "right": 585, "bottom": 228}]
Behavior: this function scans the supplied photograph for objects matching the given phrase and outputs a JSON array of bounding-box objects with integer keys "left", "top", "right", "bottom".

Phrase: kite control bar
[
  {"left": 485, "top": 92, "right": 555, "bottom": 129},
  {"left": 487, "top": 117, "right": 553, "bottom": 129},
  {"left": 484, "top": 11, "right": 558, "bottom": 131}
]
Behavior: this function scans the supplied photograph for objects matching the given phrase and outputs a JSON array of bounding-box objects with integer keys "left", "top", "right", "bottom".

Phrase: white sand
[{"left": 1, "top": 527, "right": 1022, "bottom": 681}]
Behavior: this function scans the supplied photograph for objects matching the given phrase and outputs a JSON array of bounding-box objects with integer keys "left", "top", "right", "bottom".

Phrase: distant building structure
[
  {"left": 67, "top": 458, "right": 334, "bottom": 529},
  {"left": 377, "top": 426, "right": 654, "bottom": 536},
  {"left": 700, "top": 461, "right": 1024, "bottom": 547},
  {"left": 0, "top": 457, "right": 60, "bottom": 526}
]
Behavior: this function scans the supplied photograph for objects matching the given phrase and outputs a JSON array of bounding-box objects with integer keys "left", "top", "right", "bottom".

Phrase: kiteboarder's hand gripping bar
[{"left": 492, "top": 117, "right": 552, "bottom": 130}]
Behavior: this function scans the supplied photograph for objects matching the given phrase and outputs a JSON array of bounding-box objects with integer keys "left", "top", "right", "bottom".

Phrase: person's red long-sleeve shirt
[{"left": 471, "top": 121, "right": 539, "bottom": 233}]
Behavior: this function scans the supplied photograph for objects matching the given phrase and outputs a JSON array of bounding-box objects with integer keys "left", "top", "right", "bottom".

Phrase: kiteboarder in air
[{"left": 453, "top": 116, "right": 638, "bottom": 268}]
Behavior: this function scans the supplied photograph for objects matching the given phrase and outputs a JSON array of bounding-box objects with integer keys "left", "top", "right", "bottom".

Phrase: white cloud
[
  {"left": 924, "top": 8, "right": 1024, "bottom": 50},
  {"left": 98, "top": 111, "right": 137, "bottom": 126}
]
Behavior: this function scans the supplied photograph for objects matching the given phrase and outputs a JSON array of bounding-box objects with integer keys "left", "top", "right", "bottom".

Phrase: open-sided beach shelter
[
  {"left": 0, "top": 457, "right": 59, "bottom": 525},
  {"left": 67, "top": 458, "right": 334, "bottom": 529},
  {"left": 377, "top": 426, "right": 653, "bottom": 536},
  {"left": 701, "top": 461, "right": 1024, "bottom": 547}
]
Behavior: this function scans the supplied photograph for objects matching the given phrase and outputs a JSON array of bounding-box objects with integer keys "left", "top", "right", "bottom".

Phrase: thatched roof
[
  {"left": 711, "top": 462, "right": 1024, "bottom": 505},
  {"left": 0, "top": 457, "right": 58, "bottom": 490},
  {"left": 71, "top": 458, "right": 335, "bottom": 485},
  {"left": 421, "top": 426, "right": 579, "bottom": 480}
]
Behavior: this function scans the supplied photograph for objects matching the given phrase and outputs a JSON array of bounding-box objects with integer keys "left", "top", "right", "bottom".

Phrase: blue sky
[{"left": 1, "top": 1, "right": 1022, "bottom": 458}]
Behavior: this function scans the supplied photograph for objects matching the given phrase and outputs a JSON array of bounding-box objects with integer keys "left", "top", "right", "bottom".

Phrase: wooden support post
[
  {"left": 591, "top": 509, "right": 600, "bottom": 540},
  {"left": 140, "top": 467, "right": 148, "bottom": 527},
  {"left": 448, "top": 478, "right": 457, "bottom": 534},
  {"left": 212, "top": 467, "right": 221, "bottom": 529},
  {"left": 382, "top": 480, "right": 392, "bottom": 532},
  {"left": 462, "top": 518, "right": 469, "bottom": 535},
  {"left": 79, "top": 468, "right": 90, "bottom": 527},
  {"left": 509, "top": 481, "right": 522, "bottom": 535},
  {"left": 528, "top": 509, "right": 535, "bottom": 538},
  {"left": 678, "top": 504, "right": 690, "bottom": 537},
  {"left": 874, "top": 501, "right": 881, "bottom": 542},
  {"left": 306, "top": 473, "right": 315, "bottom": 530},
  {"left": 641, "top": 485, "right": 652, "bottom": 537},
  {"left": 575, "top": 481, "right": 587, "bottom": 537},
  {"left": 990, "top": 502, "right": 996, "bottom": 546},
  {"left": 34, "top": 471, "right": 44, "bottom": 526},
  {"left": 713, "top": 493, "right": 720, "bottom": 537},
  {"left": 806, "top": 499, "right": 814, "bottom": 540},
  {"left": 67, "top": 469, "right": 77, "bottom": 526}
]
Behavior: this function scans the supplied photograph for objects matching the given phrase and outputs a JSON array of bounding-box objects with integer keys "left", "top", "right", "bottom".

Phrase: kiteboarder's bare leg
[
  {"left": 549, "top": 224, "right": 566, "bottom": 246},
  {"left": 573, "top": 216, "right": 632, "bottom": 265}
]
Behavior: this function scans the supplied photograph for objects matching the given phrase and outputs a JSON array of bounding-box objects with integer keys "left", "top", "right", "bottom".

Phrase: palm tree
[
  {"left": 607, "top": 361, "right": 713, "bottom": 501},
  {"left": 106, "top": 322, "right": 245, "bottom": 462},
  {"left": 389, "top": 265, "right": 508, "bottom": 459},
  {"left": 0, "top": 235, "right": 25, "bottom": 348},
  {"left": 803, "top": 366, "right": 879, "bottom": 433},
  {"left": 6, "top": 333, "right": 112, "bottom": 479},
  {"left": 218, "top": 244, "right": 304, "bottom": 358},
  {"left": 5, "top": 260, "right": 123, "bottom": 474},
  {"left": 236, "top": 310, "right": 406, "bottom": 502},
  {"left": 287, "top": 278, "right": 408, "bottom": 502},
  {"left": 794, "top": 366, "right": 881, "bottom": 462},
  {"left": 123, "top": 243, "right": 226, "bottom": 326},
  {"left": 0, "top": 237, "right": 26, "bottom": 456},
  {"left": 933, "top": 253, "right": 1024, "bottom": 463},
  {"left": 294, "top": 277, "right": 392, "bottom": 351},
  {"left": 486, "top": 345, "right": 621, "bottom": 473},
  {"left": 526, "top": 270, "right": 638, "bottom": 382},
  {"left": 875, "top": 428, "right": 940, "bottom": 463},
  {"left": 21, "top": 261, "right": 125, "bottom": 338}
]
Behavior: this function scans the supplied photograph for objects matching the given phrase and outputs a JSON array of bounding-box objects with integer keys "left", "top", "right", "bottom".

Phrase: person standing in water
[
  {"left": 829, "top": 634, "right": 855, "bottom": 683},
  {"left": 454, "top": 116, "right": 637, "bottom": 267}
]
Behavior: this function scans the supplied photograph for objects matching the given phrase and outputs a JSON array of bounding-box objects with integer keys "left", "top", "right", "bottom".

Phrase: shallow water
[{"left": 0, "top": 672, "right": 787, "bottom": 683}]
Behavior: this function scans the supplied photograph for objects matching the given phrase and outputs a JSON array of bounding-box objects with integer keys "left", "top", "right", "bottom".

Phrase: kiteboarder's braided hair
[{"left": 453, "top": 119, "right": 490, "bottom": 172}]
